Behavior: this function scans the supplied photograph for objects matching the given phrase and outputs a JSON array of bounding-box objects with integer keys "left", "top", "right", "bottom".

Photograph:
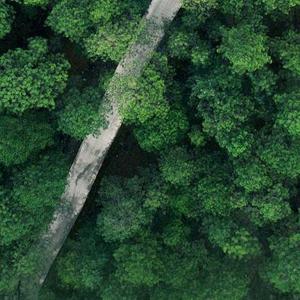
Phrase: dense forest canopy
[{"left": 0, "top": 0, "right": 299, "bottom": 299}]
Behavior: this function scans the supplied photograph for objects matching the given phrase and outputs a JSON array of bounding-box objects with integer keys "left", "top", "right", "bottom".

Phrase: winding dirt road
[{"left": 20, "top": 0, "right": 182, "bottom": 298}]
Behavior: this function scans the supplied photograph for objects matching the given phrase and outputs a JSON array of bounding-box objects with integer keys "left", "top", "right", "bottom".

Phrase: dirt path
[{"left": 20, "top": 1, "right": 182, "bottom": 298}]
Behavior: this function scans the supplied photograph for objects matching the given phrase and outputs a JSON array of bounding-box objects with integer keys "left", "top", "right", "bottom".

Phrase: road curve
[{"left": 19, "top": 1, "right": 182, "bottom": 299}]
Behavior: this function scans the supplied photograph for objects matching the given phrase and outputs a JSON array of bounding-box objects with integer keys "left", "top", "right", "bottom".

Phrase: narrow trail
[{"left": 20, "top": 1, "right": 182, "bottom": 298}]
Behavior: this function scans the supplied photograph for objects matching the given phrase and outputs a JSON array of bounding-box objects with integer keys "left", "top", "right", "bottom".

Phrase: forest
[{"left": 0, "top": 0, "right": 299, "bottom": 299}]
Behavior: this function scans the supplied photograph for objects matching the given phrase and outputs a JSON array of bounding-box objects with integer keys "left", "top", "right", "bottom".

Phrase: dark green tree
[
  {"left": 57, "top": 86, "right": 107, "bottom": 140},
  {"left": 258, "top": 130, "right": 300, "bottom": 178},
  {"left": 159, "top": 146, "right": 195, "bottom": 186},
  {"left": 275, "top": 90, "right": 300, "bottom": 136},
  {"left": 55, "top": 224, "right": 110, "bottom": 292},
  {"left": 247, "top": 183, "right": 292, "bottom": 225},
  {"left": 0, "top": 0, "right": 13, "bottom": 39},
  {"left": 0, "top": 114, "right": 54, "bottom": 166},
  {"left": 114, "top": 235, "right": 164, "bottom": 287},
  {"left": 261, "top": 0, "right": 300, "bottom": 14},
  {"left": 271, "top": 31, "right": 300, "bottom": 76},
  {"left": 96, "top": 174, "right": 154, "bottom": 242},
  {"left": 262, "top": 230, "right": 300, "bottom": 294},
  {"left": 0, "top": 151, "right": 69, "bottom": 295},
  {"left": 197, "top": 258, "right": 251, "bottom": 300}
]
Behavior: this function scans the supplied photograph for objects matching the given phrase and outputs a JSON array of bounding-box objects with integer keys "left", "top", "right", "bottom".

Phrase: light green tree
[
  {"left": 0, "top": 38, "right": 70, "bottom": 113},
  {"left": 218, "top": 24, "right": 271, "bottom": 74},
  {"left": 47, "top": 0, "right": 147, "bottom": 62},
  {"left": 205, "top": 218, "right": 261, "bottom": 259}
]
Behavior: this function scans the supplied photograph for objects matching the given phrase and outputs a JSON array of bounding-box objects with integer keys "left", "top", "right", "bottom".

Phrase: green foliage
[
  {"left": 262, "top": 233, "right": 300, "bottom": 293},
  {"left": 233, "top": 158, "right": 272, "bottom": 192},
  {"left": 114, "top": 237, "right": 164, "bottom": 287},
  {"left": 248, "top": 184, "right": 292, "bottom": 225},
  {"left": 168, "top": 189, "right": 200, "bottom": 219},
  {"left": 47, "top": 0, "right": 146, "bottom": 62},
  {"left": 182, "top": 0, "right": 218, "bottom": 19},
  {"left": 0, "top": 249, "right": 20, "bottom": 294},
  {"left": 118, "top": 59, "right": 189, "bottom": 152},
  {"left": 15, "top": 0, "right": 50, "bottom": 5},
  {"left": 56, "top": 225, "right": 109, "bottom": 291},
  {"left": 197, "top": 178, "right": 245, "bottom": 216},
  {"left": 0, "top": 0, "right": 13, "bottom": 39},
  {"left": 118, "top": 55, "right": 190, "bottom": 152},
  {"left": 161, "top": 241, "right": 207, "bottom": 292},
  {"left": 85, "top": 19, "right": 139, "bottom": 62},
  {"left": 197, "top": 154, "right": 247, "bottom": 216},
  {"left": 11, "top": 152, "right": 69, "bottom": 236},
  {"left": 261, "top": 0, "right": 300, "bottom": 13},
  {"left": 162, "top": 219, "right": 191, "bottom": 247},
  {"left": 0, "top": 188, "right": 27, "bottom": 246},
  {"left": 134, "top": 105, "right": 189, "bottom": 152},
  {"left": 101, "top": 277, "right": 144, "bottom": 300},
  {"left": 218, "top": 24, "right": 271, "bottom": 74},
  {"left": 89, "top": 0, "right": 120, "bottom": 22},
  {"left": 0, "top": 38, "right": 70, "bottom": 113},
  {"left": 183, "top": 0, "right": 217, "bottom": 9},
  {"left": 167, "top": 28, "right": 211, "bottom": 66},
  {"left": 248, "top": 67, "right": 278, "bottom": 97},
  {"left": 119, "top": 68, "right": 169, "bottom": 125},
  {"left": 275, "top": 90, "right": 300, "bottom": 136},
  {"left": 0, "top": 114, "right": 54, "bottom": 166},
  {"left": 272, "top": 31, "right": 300, "bottom": 76},
  {"left": 205, "top": 218, "right": 261, "bottom": 259},
  {"left": 2, "top": 0, "right": 300, "bottom": 298},
  {"left": 191, "top": 41, "right": 211, "bottom": 66},
  {"left": 167, "top": 31, "right": 197, "bottom": 60},
  {"left": 46, "top": 0, "right": 93, "bottom": 41},
  {"left": 259, "top": 131, "right": 300, "bottom": 178},
  {"left": 57, "top": 87, "right": 106, "bottom": 140},
  {"left": 159, "top": 147, "right": 195, "bottom": 186},
  {"left": 96, "top": 175, "right": 154, "bottom": 242},
  {"left": 0, "top": 152, "right": 69, "bottom": 294},
  {"left": 188, "top": 126, "right": 206, "bottom": 147},
  {"left": 219, "top": 0, "right": 248, "bottom": 16},
  {"left": 198, "top": 259, "right": 251, "bottom": 300},
  {"left": 193, "top": 64, "right": 256, "bottom": 157}
]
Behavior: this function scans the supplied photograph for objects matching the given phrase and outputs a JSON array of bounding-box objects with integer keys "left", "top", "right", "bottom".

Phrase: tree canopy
[{"left": 0, "top": 0, "right": 299, "bottom": 299}]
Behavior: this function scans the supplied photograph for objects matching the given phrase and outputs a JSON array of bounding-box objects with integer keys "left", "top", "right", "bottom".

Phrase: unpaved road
[{"left": 19, "top": 0, "right": 182, "bottom": 299}]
